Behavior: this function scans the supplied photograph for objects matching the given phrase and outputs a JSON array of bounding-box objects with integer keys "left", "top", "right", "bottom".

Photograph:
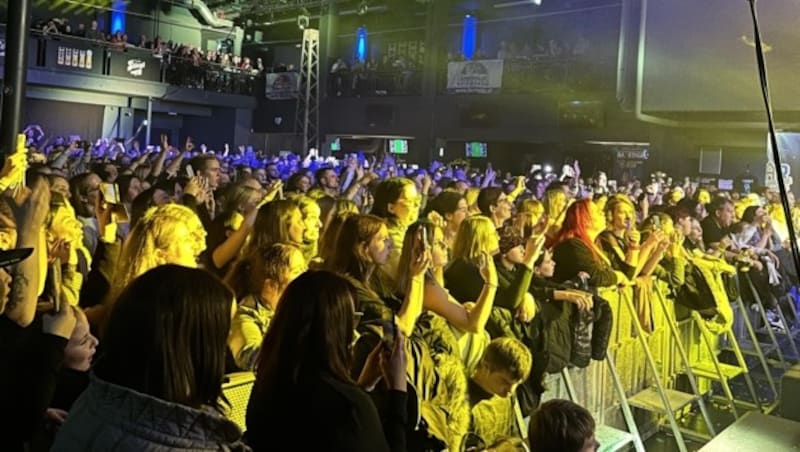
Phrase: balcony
[{"left": 0, "top": 27, "right": 260, "bottom": 103}]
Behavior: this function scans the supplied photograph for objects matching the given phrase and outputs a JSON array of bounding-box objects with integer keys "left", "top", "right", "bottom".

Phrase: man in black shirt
[{"left": 701, "top": 196, "right": 735, "bottom": 251}]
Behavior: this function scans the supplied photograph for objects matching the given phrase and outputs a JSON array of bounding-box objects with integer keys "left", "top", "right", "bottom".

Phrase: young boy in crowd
[
  {"left": 466, "top": 337, "right": 532, "bottom": 449},
  {"left": 528, "top": 399, "right": 599, "bottom": 452}
]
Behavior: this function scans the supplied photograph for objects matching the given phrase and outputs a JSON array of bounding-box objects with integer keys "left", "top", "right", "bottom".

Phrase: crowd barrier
[{"left": 538, "top": 272, "right": 799, "bottom": 452}]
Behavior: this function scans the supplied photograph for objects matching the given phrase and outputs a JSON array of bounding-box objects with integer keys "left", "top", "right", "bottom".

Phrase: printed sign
[
  {"left": 126, "top": 59, "right": 146, "bottom": 77},
  {"left": 265, "top": 72, "right": 299, "bottom": 100},
  {"left": 56, "top": 46, "right": 95, "bottom": 70},
  {"left": 446, "top": 59, "right": 504, "bottom": 94},
  {"left": 766, "top": 132, "right": 800, "bottom": 193}
]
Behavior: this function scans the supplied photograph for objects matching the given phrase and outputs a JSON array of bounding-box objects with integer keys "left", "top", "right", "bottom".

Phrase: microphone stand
[{"left": 746, "top": 0, "right": 800, "bottom": 286}]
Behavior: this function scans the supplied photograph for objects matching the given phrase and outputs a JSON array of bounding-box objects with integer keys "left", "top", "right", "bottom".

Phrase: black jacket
[{"left": 246, "top": 373, "right": 407, "bottom": 452}]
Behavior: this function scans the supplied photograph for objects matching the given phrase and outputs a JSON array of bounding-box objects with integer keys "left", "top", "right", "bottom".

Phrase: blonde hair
[
  {"left": 464, "top": 187, "right": 481, "bottom": 214},
  {"left": 543, "top": 188, "right": 569, "bottom": 223},
  {"left": 113, "top": 204, "right": 206, "bottom": 293},
  {"left": 451, "top": 215, "right": 496, "bottom": 263},
  {"left": 518, "top": 199, "right": 544, "bottom": 219}
]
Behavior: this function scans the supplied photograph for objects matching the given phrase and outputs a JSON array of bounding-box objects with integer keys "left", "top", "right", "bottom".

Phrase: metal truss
[{"left": 295, "top": 28, "right": 320, "bottom": 154}]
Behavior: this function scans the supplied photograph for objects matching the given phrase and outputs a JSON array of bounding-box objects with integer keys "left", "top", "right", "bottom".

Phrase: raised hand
[{"left": 478, "top": 251, "right": 499, "bottom": 287}]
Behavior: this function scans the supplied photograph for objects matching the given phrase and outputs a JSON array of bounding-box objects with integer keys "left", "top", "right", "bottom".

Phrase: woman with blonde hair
[
  {"left": 513, "top": 198, "right": 545, "bottom": 238},
  {"left": 285, "top": 194, "right": 324, "bottom": 263},
  {"left": 86, "top": 203, "right": 207, "bottom": 336}
]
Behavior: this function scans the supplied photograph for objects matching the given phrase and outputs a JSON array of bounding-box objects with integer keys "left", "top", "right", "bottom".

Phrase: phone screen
[
  {"left": 382, "top": 319, "right": 396, "bottom": 348},
  {"left": 186, "top": 164, "right": 196, "bottom": 178},
  {"left": 100, "top": 183, "right": 121, "bottom": 204}
]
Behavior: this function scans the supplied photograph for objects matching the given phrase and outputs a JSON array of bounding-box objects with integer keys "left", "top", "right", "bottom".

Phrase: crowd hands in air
[{"left": 0, "top": 124, "right": 796, "bottom": 452}]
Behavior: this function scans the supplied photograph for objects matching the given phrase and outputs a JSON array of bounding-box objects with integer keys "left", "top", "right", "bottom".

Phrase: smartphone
[
  {"left": 47, "top": 261, "right": 63, "bottom": 313},
  {"left": 186, "top": 164, "right": 196, "bottom": 178},
  {"left": 100, "top": 182, "right": 121, "bottom": 204},
  {"left": 382, "top": 318, "right": 397, "bottom": 349},
  {"left": 421, "top": 225, "right": 430, "bottom": 250},
  {"left": 653, "top": 215, "right": 661, "bottom": 230}
]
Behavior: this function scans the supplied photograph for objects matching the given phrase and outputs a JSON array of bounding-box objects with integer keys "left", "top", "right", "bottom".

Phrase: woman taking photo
[
  {"left": 246, "top": 270, "right": 408, "bottom": 452},
  {"left": 53, "top": 265, "right": 247, "bottom": 451}
]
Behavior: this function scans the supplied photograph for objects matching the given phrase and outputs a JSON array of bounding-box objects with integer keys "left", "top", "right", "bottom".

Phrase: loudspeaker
[
  {"left": 459, "top": 103, "right": 496, "bottom": 128},
  {"left": 781, "top": 364, "right": 800, "bottom": 421},
  {"left": 365, "top": 104, "right": 394, "bottom": 128},
  {"left": 699, "top": 147, "right": 722, "bottom": 175},
  {"left": 558, "top": 100, "right": 604, "bottom": 128}
]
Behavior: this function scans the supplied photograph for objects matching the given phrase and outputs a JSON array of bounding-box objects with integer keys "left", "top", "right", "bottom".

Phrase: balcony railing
[{"left": 0, "top": 29, "right": 261, "bottom": 96}]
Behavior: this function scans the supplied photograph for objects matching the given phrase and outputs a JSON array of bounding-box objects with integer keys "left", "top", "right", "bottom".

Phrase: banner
[
  {"left": 766, "top": 132, "right": 800, "bottom": 194},
  {"left": 45, "top": 38, "right": 102, "bottom": 75},
  {"left": 446, "top": 59, "right": 504, "bottom": 94},
  {"left": 265, "top": 72, "right": 299, "bottom": 100},
  {"left": 108, "top": 49, "right": 162, "bottom": 82}
]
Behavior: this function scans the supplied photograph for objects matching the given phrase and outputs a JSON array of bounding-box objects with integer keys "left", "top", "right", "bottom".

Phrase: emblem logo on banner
[
  {"left": 126, "top": 59, "right": 147, "bottom": 77},
  {"left": 446, "top": 59, "right": 504, "bottom": 94},
  {"left": 265, "top": 73, "right": 299, "bottom": 100}
]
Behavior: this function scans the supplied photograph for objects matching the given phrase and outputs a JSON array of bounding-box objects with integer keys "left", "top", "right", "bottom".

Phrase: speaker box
[
  {"left": 365, "top": 104, "right": 394, "bottom": 128},
  {"left": 699, "top": 147, "right": 722, "bottom": 175},
  {"left": 459, "top": 103, "right": 496, "bottom": 128},
  {"left": 781, "top": 364, "right": 800, "bottom": 421},
  {"left": 558, "top": 100, "right": 604, "bottom": 128}
]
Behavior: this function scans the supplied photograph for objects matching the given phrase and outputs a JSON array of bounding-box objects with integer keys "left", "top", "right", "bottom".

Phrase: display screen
[
  {"left": 388, "top": 139, "right": 409, "bottom": 154},
  {"left": 466, "top": 142, "right": 488, "bottom": 158},
  {"left": 330, "top": 137, "right": 341, "bottom": 152},
  {"left": 641, "top": 0, "right": 800, "bottom": 112}
]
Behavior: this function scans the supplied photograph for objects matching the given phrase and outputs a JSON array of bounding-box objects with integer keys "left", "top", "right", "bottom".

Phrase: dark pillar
[
  {"left": 420, "top": 0, "right": 447, "bottom": 165},
  {"left": 318, "top": 0, "right": 338, "bottom": 149},
  {"left": 0, "top": 0, "right": 32, "bottom": 159}
]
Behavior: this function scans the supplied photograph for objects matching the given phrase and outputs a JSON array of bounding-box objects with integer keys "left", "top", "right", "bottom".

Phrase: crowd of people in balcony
[
  {"left": 33, "top": 16, "right": 264, "bottom": 95},
  {"left": 330, "top": 53, "right": 421, "bottom": 97}
]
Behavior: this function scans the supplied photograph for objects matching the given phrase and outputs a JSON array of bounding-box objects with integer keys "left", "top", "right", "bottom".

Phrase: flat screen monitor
[
  {"left": 717, "top": 178, "right": 734, "bottom": 191},
  {"left": 388, "top": 139, "right": 409, "bottom": 154},
  {"left": 330, "top": 137, "right": 341, "bottom": 152},
  {"left": 466, "top": 141, "right": 488, "bottom": 158}
]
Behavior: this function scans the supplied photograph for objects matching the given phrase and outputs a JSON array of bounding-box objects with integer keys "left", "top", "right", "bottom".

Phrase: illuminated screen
[
  {"left": 641, "top": 0, "right": 800, "bottom": 112},
  {"left": 330, "top": 138, "right": 341, "bottom": 152},
  {"left": 466, "top": 142, "right": 488, "bottom": 158},
  {"left": 388, "top": 139, "right": 408, "bottom": 154}
]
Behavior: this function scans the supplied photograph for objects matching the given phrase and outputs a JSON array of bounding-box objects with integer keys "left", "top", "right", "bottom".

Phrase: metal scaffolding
[{"left": 295, "top": 28, "right": 320, "bottom": 154}]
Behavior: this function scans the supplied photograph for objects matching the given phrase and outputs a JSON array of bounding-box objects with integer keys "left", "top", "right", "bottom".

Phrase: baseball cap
[{"left": 0, "top": 248, "right": 33, "bottom": 267}]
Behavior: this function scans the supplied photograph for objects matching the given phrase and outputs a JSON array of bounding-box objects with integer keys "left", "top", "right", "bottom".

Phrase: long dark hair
[
  {"left": 371, "top": 177, "right": 413, "bottom": 222},
  {"left": 94, "top": 265, "right": 233, "bottom": 410},
  {"left": 244, "top": 199, "right": 301, "bottom": 254},
  {"left": 254, "top": 270, "right": 357, "bottom": 390},
  {"left": 225, "top": 243, "right": 300, "bottom": 301},
  {"left": 324, "top": 214, "right": 386, "bottom": 284},
  {"left": 395, "top": 219, "right": 436, "bottom": 296}
]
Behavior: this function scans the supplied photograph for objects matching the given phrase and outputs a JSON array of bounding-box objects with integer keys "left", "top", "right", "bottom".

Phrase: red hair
[{"left": 553, "top": 199, "right": 602, "bottom": 261}]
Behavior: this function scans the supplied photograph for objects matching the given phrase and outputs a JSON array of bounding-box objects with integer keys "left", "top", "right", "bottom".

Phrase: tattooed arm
[{"left": 4, "top": 179, "right": 50, "bottom": 326}]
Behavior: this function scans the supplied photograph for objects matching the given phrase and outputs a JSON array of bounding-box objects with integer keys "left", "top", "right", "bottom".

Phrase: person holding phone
[
  {"left": 596, "top": 195, "right": 663, "bottom": 280},
  {"left": 246, "top": 271, "right": 408, "bottom": 452}
]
